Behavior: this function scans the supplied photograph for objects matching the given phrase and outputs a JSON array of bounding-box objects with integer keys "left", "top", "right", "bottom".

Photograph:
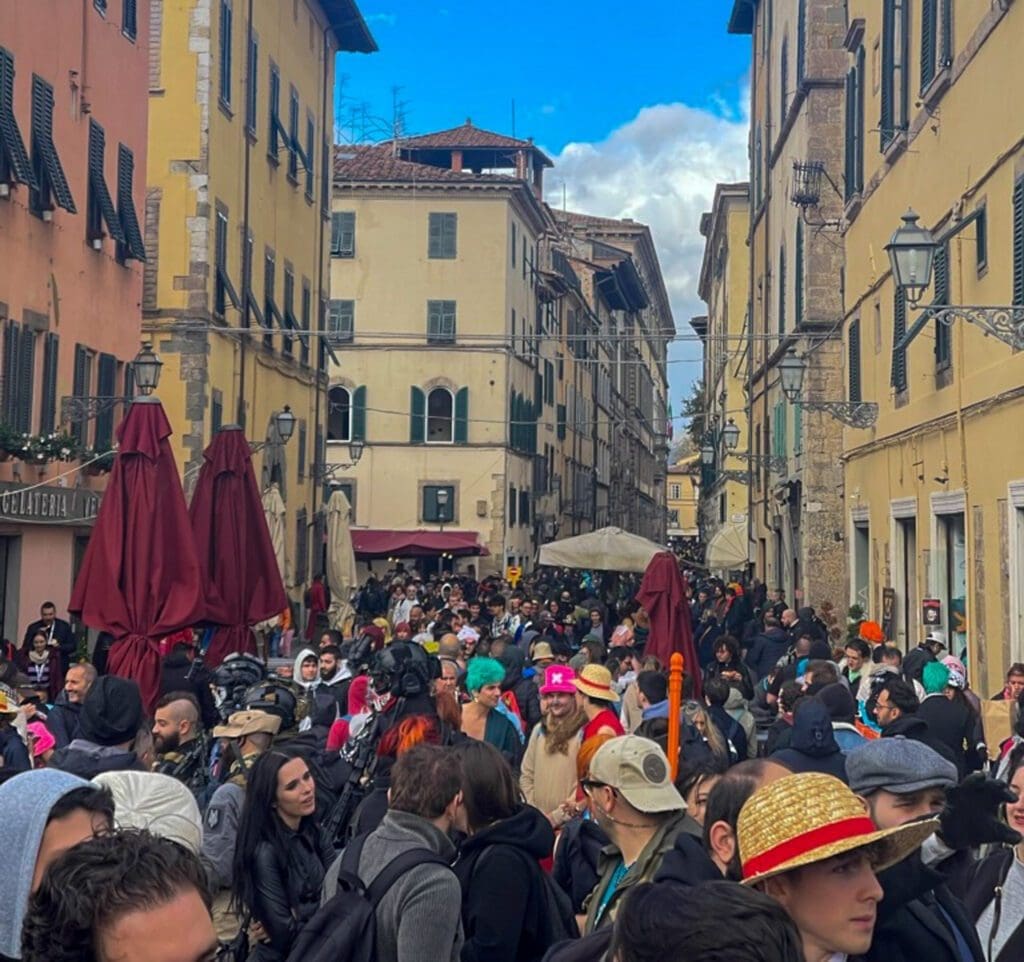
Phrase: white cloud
[
  {"left": 544, "top": 99, "right": 749, "bottom": 410},
  {"left": 365, "top": 12, "right": 397, "bottom": 26}
]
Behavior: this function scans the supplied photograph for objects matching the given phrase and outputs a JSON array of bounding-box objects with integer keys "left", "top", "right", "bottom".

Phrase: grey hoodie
[{"left": 0, "top": 769, "right": 93, "bottom": 960}]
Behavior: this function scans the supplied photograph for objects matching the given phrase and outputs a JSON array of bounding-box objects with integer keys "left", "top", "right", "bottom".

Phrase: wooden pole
[{"left": 667, "top": 651, "right": 684, "bottom": 779}]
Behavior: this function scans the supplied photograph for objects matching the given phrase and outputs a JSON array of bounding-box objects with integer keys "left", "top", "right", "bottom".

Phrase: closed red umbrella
[
  {"left": 69, "top": 398, "right": 205, "bottom": 711},
  {"left": 189, "top": 426, "right": 288, "bottom": 667},
  {"left": 636, "top": 552, "right": 701, "bottom": 700}
]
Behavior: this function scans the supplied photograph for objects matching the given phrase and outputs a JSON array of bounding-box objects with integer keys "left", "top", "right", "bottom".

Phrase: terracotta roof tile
[
  {"left": 401, "top": 121, "right": 532, "bottom": 150},
  {"left": 554, "top": 209, "right": 646, "bottom": 230},
  {"left": 332, "top": 144, "right": 518, "bottom": 184}
]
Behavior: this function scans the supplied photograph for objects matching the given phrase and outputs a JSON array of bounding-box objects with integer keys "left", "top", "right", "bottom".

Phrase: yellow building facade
[
  {"left": 145, "top": 0, "right": 375, "bottom": 593},
  {"left": 841, "top": 0, "right": 1024, "bottom": 691},
  {"left": 696, "top": 183, "right": 751, "bottom": 561},
  {"left": 667, "top": 455, "right": 700, "bottom": 543}
]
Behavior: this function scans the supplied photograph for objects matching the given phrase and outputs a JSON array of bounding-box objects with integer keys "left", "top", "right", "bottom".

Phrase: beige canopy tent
[
  {"left": 254, "top": 483, "right": 290, "bottom": 646},
  {"left": 538, "top": 526, "right": 667, "bottom": 573},
  {"left": 704, "top": 521, "right": 751, "bottom": 572},
  {"left": 325, "top": 488, "right": 357, "bottom": 634}
]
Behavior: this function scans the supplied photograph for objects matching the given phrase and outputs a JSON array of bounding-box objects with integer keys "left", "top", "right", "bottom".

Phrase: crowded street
[{"left": 3, "top": 1, "right": 1024, "bottom": 962}]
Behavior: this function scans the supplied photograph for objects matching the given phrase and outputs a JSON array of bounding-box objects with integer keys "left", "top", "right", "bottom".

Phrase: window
[
  {"left": 794, "top": 220, "right": 804, "bottom": 326},
  {"left": 920, "top": 0, "right": 952, "bottom": 92},
  {"left": 263, "top": 248, "right": 277, "bottom": 348},
  {"left": 213, "top": 205, "right": 240, "bottom": 315},
  {"left": 777, "top": 244, "right": 786, "bottom": 335},
  {"left": 519, "top": 490, "right": 530, "bottom": 527},
  {"left": 245, "top": 30, "right": 258, "bottom": 134},
  {"left": 891, "top": 287, "right": 908, "bottom": 393},
  {"left": 423, "top": 485, "right": 456, "bottom": 524},
  {"left": 95, "top": 353, "right": 116, "bottom": 448},
  {"left": 844, "top": 45, "right": 865, "bottom": 200},
  {"left": 29, "top": 75, "right": 75, "bottom": 216},
  {"left": 320, "top": 138, "right": 330, "bottom": 215},
  {"left": 267, "top": 63, "right": 282, "bottom": 162},
  {"left": 975, "top": 205, "right": 987, "bottom": 274},
  {"left": 297, "top": 420, "right": 306, "bottom": 481},
  {"left": 669, "top": 483, "right": 681, "bottom": 500},
  {"left": 933, "top": 243, "right": 951, "bottom": 371},
  {"left": 330, "top": 212, "right": 355, "bottom": 257},
  {"left": 509, "top": 485, "right": 517, "bottom": 525},
  {"left": 522, "top": 237, "right": 527, "bottom": 279},
  {"left": 2, "top": 323, "right": 34, "bottom": 433},
  {"left": 70, "top": 344, "right": 92, "bottom": 446},
  {"left": 86, "top": 120, "right": 125, "bottom": 249},
  {"left": 427, "top": 300, "right": 456, "bottom": 343},
  {"left": 243, "top": 229, "right": 261, "bottom": 327},
  {"left": 0, "top": 49, "right": 35, "bottom": 191},
  {"left": 780, "top": 38, "right": 788, "bottom": 122},
  {"left": 94, "top": 0, "right": 106, "bottom": 14},
  {"left": 123, "top": 0, "right": 137, "bottom": 41},
  {"left": 848, "top": 317, "right": 862, "bottom": 403},
  {"left": 287, "top": 87, "right": 299, "bottom": 181},
  {"left": 796, "top": 0, "right": 806, "bottom": 85},
  {"left": 511, "top": 222, "right": 516, "bottom": 266},
  {"left": 880, "top": 0, "right": 909, "bottom": 150},
  {"left": 115, "top": 145, "right": 146, "bottom": 263},
  {"left": 300, "top": 279, "right": 311, "bottom": 365},
  {"left": 218, "top": 0, "right": 232, "bottom": 108},
  {"left": 327, "top": 299, "right": 354, "bottom": 343},
  {"left": 428, "top": 212, "right": 457, "bottom": 258},
  {"left": 211, "top": 389, "right": 223, "bottom": 434},
  {"left": 1014, "top": 177, "right": 1024, "bottom": 310},
  {"left": 304, "top": 113, "right": 315, "bottom": 199},
  {"left": 40, "top": 333, "right": 58, "bottom": 433},
  {"left": 282, "top": 266, "right": 295, "bottom": 356},
  {"left": 328, "top": 386, "right": 351, "bottom": 441},
  {"left": 426, "top": 387, "right": 454, "bottom": 443}
]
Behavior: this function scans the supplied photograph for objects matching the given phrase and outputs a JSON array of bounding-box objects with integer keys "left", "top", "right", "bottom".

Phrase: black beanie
[{"left": 79, "top": 675, "right": 143, "bottom": 747}]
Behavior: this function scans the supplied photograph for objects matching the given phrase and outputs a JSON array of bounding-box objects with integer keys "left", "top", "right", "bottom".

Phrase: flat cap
[{"left": 847, "top": 736, "right": 958, "bottom": 796}]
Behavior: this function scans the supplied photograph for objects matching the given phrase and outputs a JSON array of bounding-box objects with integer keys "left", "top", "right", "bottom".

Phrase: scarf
[{"left": 543, "top": 707, "right": 588, "bottom": 756}]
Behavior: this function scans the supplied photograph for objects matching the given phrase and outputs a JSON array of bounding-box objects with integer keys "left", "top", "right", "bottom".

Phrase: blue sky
[{"left": 340, "top": 0, "right": 753, "bottom": 427}]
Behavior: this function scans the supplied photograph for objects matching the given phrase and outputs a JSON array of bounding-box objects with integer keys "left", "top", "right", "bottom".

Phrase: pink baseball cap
[
  {"left": 27, "top": 721, "right": 56, "bottom": 758},
  {"left": 540, "top": 665, "right": 577, "bottom": 695}
]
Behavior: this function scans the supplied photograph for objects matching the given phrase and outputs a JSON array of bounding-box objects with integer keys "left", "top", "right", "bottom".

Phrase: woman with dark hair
[
  {"left": 702, "top": 635, "right": 755, "bottom": 701},
  {"left": 453, "top": 739, "right": 562, "bottom": 962},
  {"left": 17, "top": 631, "right": 63, "bottom": 703},
  {"left": 231, "top": 750, "right": 327, "bottom": 960}
]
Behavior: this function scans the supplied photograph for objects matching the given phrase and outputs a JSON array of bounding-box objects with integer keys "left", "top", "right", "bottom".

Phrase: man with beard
[
  {"left": 152, "top": 693, "right": 209, "bottom": 804},
  {"left": 520, "top": 665, "right": 587, "bottom": 823},
  {"left": 47, "top": 663, "right": 97, "bottom": 749},
  {"left": 318, "top": 644, "right": 351, "bottom": 714}
]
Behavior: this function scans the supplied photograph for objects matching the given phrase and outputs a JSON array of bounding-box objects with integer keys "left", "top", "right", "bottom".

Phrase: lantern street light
[
  {"left": 61, "top": 341, "right": 165, "bottom": 423},
  {"left": 885, "top": 211, "right": 1024, "bottom": 352},
  {"left": 312, "top": 437, "right": 365, "bottom": 483},
  {"left": 274, "top": 406, "right": 296, "bottom": 443},
  {"left": 132, "top": 342, "right": 163, "bottom": 396},
  {"left": 777, "top": 350, "right": 879, "bottom": 428},
  {"left": 700, "top": 443, "right": 715, "bottom": 467},
  {"left": 435, "top": 487, "right": 451, "bottom": 534},
  {"left": 721, "top": 417, "right": 788, "bottom": 473}
]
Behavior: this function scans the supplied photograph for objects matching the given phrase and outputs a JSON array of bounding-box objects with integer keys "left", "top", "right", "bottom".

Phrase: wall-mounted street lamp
[
  {"left": 887, "top": 208, "right": 1024, "bottom": 350},
  {"left": 312, "top": 439, "right": 364, "bottom": 483},
  {"left": 700, "top": 433, "right": 750, "bottom": 485},
  {"left": 721, "top": 418, "right": 788, "bottom": 472},
  {"left": 61, "top": 342, "right": 164, "bottom": 423},
  {"left": 249, "top": 406, "right": 297, "bottom": 453},
  {"left": 779, "top": 351, "right": 878, "bottom": 428},
  {"left": 436, "top": 487, "right": 451, "bottom": 534}
]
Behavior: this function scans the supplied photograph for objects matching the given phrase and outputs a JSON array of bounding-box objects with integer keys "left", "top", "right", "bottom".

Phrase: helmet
[
  {"left": 341, "top": 634, "right": 374, "bottom": 675},
  {"left": 243, "top": 677, "right": 308, "bottom": 733},
  {"left": 213, "top": 653, "right": 267, "bottom": 718},
  {"left": 370, "top": 642, "right": 439, "bottom": 699}
]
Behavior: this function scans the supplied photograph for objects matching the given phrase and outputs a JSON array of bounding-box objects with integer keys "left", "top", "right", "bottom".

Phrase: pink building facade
[{"left": 0, "top": 0, "right": 148, "bottom": 647}]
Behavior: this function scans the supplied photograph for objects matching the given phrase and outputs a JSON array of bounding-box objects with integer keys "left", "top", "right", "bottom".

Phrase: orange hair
[
  {"left": 377, "top": 714, "right": 440, "bottom": 758},
  {"left": 576, "top": 732, "right": 616, "bottom": 782},
  {"left": 859, "top": 620, "right": 884, "bottom": 644}
]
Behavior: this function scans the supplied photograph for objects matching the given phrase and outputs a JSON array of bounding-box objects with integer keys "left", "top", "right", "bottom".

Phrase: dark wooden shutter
[
  {"left": 794, "top": 221, "right": 804, "bottom": 326},
  {"left": 71, "top": 344, "right": 88, "bottom": 445},
  {"left": 848, "top": 318, "right": 862, "bottom": 403},
  {"left": 844, "top": 68, "right": 855, "bottom": 201},
  {"left": 94, "top": 353, "right": 116, "bottom": 447},
  {"left": 305, "top": 115, "right": 314, "bottom": 198},
  {"left": 116, "top": 145, "right": 146, "bottom": 261},
  {"left": 40, "top": 333, "right": 58, "bottom": 433},
  {"left": 87, "top": 121, "right": 125, "bottom": 244},
  {"left": 351, "top": 385, "right": 366, "bottom": 441},
  {"left": 509, "top": 485, "right": 517, "bottom": 525},
  {"left": 0, "top": 49, "right": 37, "bottom": 188},
  {"left": 297, "top": 420, "right": 306, "bottom": 481},
  {"left": 219, "top": 0, "right": 232, "bottom": 105},
  {"left": 855, "top": 47, "right": 865, "bottom": 192},
  {"left": 31, "top": 76, "right": 75, "bottom": 213},
  {"left": 410, "top": 386, "right": 425, "bottom": 443},
  {"left": 1013, "top": 177, "right": 1024, "bottom": 309},
  {"left": 796, "top": 0, "right": 806, "bottom": 84},
  {"left": 880, "top": 0, "right": 895, "bottom": 150},
  {"left": 442, "top": 213, "right": 457, "bottom": 257},
  {"left": 920, "top": 0, "right": 937, "bottom": 91},
  {"left": 454, "top": 386, "right": 468, "bottom": 444},
  {"left": 891, "top": 288, "right": 908, "bottom": 392},
  {"left": 17, "top": 329, "right": 34, "bottom": 433},
  {"left": 939, "top": 0, "right": 952, "bottom": 64},
  {"left": 123, "top": 0, "right": 138, "bottom": 40},
  {"left": 777, "top": 246, "right": 786, "bottom": 335},
  {"left": 3, "top": 322, "right": 18, "bottom": 426},
  {"left": 245, "top": 31, "right": 258, "bottom": 132}
]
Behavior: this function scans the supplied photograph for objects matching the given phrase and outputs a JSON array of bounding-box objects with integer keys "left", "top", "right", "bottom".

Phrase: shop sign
[
  {"left": 922, "top": 598, "right": 942, "bottom": 626},
  {"left": 0, "top": 481, "right": 102, "bottom": 525}
]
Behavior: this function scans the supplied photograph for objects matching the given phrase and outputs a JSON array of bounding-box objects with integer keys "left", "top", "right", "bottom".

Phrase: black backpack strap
[
  {"left": 365, "top": 847, "right": 450, "bottom": 908},
  {"left": 331, "top": 832, "right": 371, "bottom": 893}
]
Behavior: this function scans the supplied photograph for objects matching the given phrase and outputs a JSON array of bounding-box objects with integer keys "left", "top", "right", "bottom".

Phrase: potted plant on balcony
[
  {"left": 81, "top": 444, "right": 116, "bottom": 476},
  {"left": 17, "top": 432, "right": 81, "bottom": 465},
  {"left": 0, "top": 423, "right": 21, "bottom": 461}
]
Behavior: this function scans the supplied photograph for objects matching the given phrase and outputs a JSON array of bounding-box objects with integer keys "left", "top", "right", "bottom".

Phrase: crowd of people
[{"left": 1, "top": 567, "right": 1024, "bottom": 962}]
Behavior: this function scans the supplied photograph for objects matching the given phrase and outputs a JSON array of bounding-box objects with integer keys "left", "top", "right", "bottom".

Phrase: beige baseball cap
[
  {"left": 588, "top": 735, "right": 685, "bottom": 814},
  {"left": 212, "top": 709, "right": 282, "bottom": 739}
]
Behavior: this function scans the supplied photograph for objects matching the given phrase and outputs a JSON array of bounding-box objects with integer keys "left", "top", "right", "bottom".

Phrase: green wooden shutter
[
  {"left": 920, "top": 0, "right": 937, "bottom": 91},
  {"left": 777, "top": 245, "right": 787, "bottom": 335},
  {"left": 557, "top": 403, "right": 566, "bottom": 441},
  {"left": 410, "top": 386, "right": 425, "bottom": 443},
  {"left": 880, "top": 0, "right": 895, "bottom": 150},
  {"left": 844, "top": 68, "right": 856, "bottom": 201},
  {"left": 1013, "top": 177, "right": 1024, "bottom": 309},
  {"left": 94, "top": 352, "right": 116, "bottom": 447},
  {"left": 793, "top": 400, "right": 803, "bottom": 456},
  {"left": 3, "top": 322, "right": 18, "bottom": 426},
  {"left": 39, "top": 333, "right": 58, "bottom": 433},
  {"left": 794, "top": 221, "right": 804, "bottom": 326},
  {"left": 855, "top": 47, "right": 865, "bottom": 192},
  {"left": 454, "top": 386, "right": 468, "bottom": 444},
  {"left": 17, "top": 329, "right": 34, "bottom": 433},
  {"left": 0, "top": 49, "right": 36, "bottom": 189},
  {"left": 848, "top": 318, "right": 862, "bottom": 403},
  {"left": 442, "top": 213, "right": 456, "bottom": 257},
  {"left": 796, "top": 0, "right": 806, "bottom": 85},
  {"left": 891, "top": 288, "right": 908, "bottom": 391},
  {"left": 933, "top": 244, "right": 951, "bottom": 368},
  {"left": 940, "top": 0, "right": 952, "bottom": 64},
  {"left": 351, "top": 385, "right": 366, "bottom": 441}
]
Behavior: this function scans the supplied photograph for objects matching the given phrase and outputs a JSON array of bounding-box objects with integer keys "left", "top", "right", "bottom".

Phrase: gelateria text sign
[{"left": 0, "top": 482, "right": 102, "bottom": 525}]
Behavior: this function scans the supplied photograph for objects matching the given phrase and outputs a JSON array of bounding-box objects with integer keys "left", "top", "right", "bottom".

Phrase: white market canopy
[
  {"left": 704, "top": 521, "right": 751, "bottom": 572},
  {"left": 538, "top": 526, "right": 667, "bottom": 573}
]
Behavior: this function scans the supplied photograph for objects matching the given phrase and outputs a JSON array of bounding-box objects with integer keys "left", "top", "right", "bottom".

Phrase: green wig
[{"left": 465, "top": 656, "right": 506, "bottom": 693}]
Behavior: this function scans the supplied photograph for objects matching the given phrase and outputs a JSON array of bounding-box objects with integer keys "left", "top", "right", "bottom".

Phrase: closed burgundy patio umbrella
[
  {"left": 69, "top": 398, "right": 205, "bottom": 711},
  {"left": 636, "top": 551, "right": 701, "bottom": 700},
  {"left": 189, "top": 425, "right": 288, "bottom": 667}
]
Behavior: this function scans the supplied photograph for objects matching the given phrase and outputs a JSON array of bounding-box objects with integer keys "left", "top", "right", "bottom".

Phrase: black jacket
[
  {"left": 744, "top": 628, "right": 790, "bottom": 681},
  {"left": 159, "top": 650, "right": 219, "bottom": 730},
  {"left": 961, "top": 847, "right": 1024, "bottom": 962},
  {"left": 653, "top": 831, "right": 722, "bottom": 887},
  {"left": 552, "top": 816, "right": 609, "bottom": 914},
  {"left": 703, "top": 658, "right": 755, "bottom": 701},
  {"left": 771, "top": 700, "right": 848, "bottom": 783},
  {"left": 22, "top": 617, "right": 75, "bottom": 662},
  {"left": 707, "top": 703, "right": 747, "bottom": 761},
  {"left": 455, "top": 804, "right": 556, "bottom": 962},
  {"left": 853, "top": 853, "right": 984, "bottom": 962},
  {"left": 46, "top": 693, "right": 82, "bottom": 749},
  {"left": 0, "top": 726, "right": 30, "bottom": 781},
  {"left": 916, "top": 695, "right": 979, "bottom": 776},
  {"left": 903, "top": 645, "right": 937, "bottom": 685},
  {"left": 249, "top": 821, "right": 327, "bottom": 960},
  {"left": 50, "top": 740, "right": 144, "bottom": 779},
  {"left": 882, "top": 715, "right": 960, "bottom": 769}
]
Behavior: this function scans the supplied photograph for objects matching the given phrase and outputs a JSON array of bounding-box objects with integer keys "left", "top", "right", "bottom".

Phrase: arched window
[
  {"left": 426, "top": 387, "right": 454, "bottom": 443},
  {"left": 328, "top": 386, "right": 351, "bottom": 441}
]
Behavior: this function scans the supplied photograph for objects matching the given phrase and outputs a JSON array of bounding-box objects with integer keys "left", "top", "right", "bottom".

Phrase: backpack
[{"left": 286, "top": 833, "right": 450, "bottom": 962}]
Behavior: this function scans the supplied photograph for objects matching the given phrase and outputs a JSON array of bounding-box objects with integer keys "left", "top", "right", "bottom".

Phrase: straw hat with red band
[
  {"left": 572, "top": 664, "right": 620, "bottom": 703},
  {"left": 737, "top": 772, "right": 937, "bottom": 885}
]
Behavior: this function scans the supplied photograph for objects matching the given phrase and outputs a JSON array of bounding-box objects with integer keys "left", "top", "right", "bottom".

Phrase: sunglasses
[{"left": 580, "top": 779, "right": 615, "bottom": 796}]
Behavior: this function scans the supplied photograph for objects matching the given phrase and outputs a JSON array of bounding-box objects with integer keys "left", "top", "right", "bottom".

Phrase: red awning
[{"left": 351, "top": 529, "right": 489, "bottom": 559}]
